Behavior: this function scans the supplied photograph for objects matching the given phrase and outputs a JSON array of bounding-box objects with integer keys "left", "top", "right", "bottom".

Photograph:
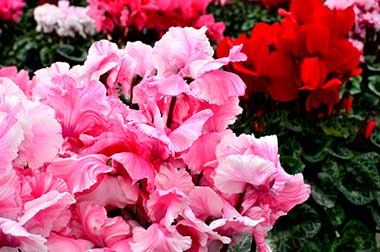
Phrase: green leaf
[
  {"left": 337, "top": 186, "right": 379, "bottom": 205},
  {"left": 317, "top": 160, "right": 340, "bottom": 185},
  {"left": 303, "top": 150, "right": 328, "bottom": 163},
  {"left": 56, "top": 44, "right": 87, "bottom": 63},
  {"left": 359, "top": 92, "right": 380, "bottom": 107},
  {"left": 269, "top": 205, "right": 321, "bottom": 252},
  {"left": 321, "top": 125, "right": 350, "bottom": 138},
  {"left": 324, "top": 204, "right": 345, "bottom": 227},
  {"left": 346, "top": 76, "right": 362, "bottom": 96},
  {"left": 39, "top": 47, "right": 54, "bottom": 66},
  {"left": 327, "top": 145, "right": 353, "bottom": 160},
  {"left": 366, "top": 55, "right": 380, "bottom": 72},
  {"left": 368, "top": 202, "right": 380, "bottom": 230},
  {"left": 279, "top": 135, "right": 302, "bottom": 158},
  {"left": 338, "top": 153, "right": 380, "bottom": 205},
  {"left": 281, "top": 156, "right": 306, "bottom": 174},
  {"left": 311, "top": 184, "right": 336, "bottom": 208},
  {"left": 368, "top": 75, "right": 380, "bottom": 97},
  {"left": 370, "top": 129, "right": 380, "bottom": 149},
  {"left": 331, "top": 220, "right": 376, "bottom": 252},
  {"left": 302, "top": 138, "right": 332, "bottom": 163}
]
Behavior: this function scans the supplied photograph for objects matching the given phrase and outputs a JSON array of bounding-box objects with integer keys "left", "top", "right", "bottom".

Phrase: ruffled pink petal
[
  {"left": 76, "top": 175, "right": 138, "bottom": 208},
  {"left": 203, "top": 97, "right": 242, "bottom": 132},
  {"left": 0, "top": 66, "right": 32, "bottom": 97},
  {"left": 147, "top": 188, "right": 189, "bottom": 227},
  {"left": 84, "top": 40, "right": 120, "bottom": 82},
  {"left": 18, "top": 190, "right": 75, "bottom": 237},
  {"left": 111, "top": 152, "right": 155, "bottom": 184},
  {"left": 154, "top": 165, "right": 194, "bottom": 194},
  {"left": 15, "top": 101, "right": 63, "bottom": 170},
  {"left": 182, "top": 131, "right": 226, "bottom": 174},
  {"left": 188, "top": 187, "right": 224, "bottom": 220},
  {"left": 46, "top": 233, "right": 94, "bottom": 252},
  {"left": 0, "top": 171, "right": 22, "bottom": 220},
  {"left": 33, "top": 74, "right": 111, "bottom": 138},
  {"left": 176, "top": 208, "right": 231, "bottom": 252},
  {"left": 110, "top": 239, "right": 132, "bottom": 252},
  {"left": 130, "top": 224, "right": 192, "bottom": 252},
  {"left": 169, "top": 109, "right": 213, "bottom": 152},
  {"left": 214, "top": 154, "right": 277, "bottom": 194},
  {"left": 101, "top": 215, "right": 132, "bottom": 247},
  {"left": 251, "top": 135, "right": 280, "bottom": 167},
  {"left": 20, "top": 172, "right": 68, "bottom": 203},
  {"left": 185, "top": 45, "right": 246, "bottom": 78},
  {"left": 215, "top": 132, "right": 253, "bottom": 162},
  {"left": 0, "top": 217, "right": 47, "bottom": 252},
  {"left": 189, "top": 70, "right": 246, "bottom": 105},
  {"left": 47, "top": 154, "right": 113, "bottom": 194},
  {"left": 153, "top": 27, "right": 213, "bottom": 76},
  {"left": 77, "top": 202, "right": 131, "bottom": 247},
  {"left": 0, "top": 96, "right": 24, "bottom": 174},
  {"left": 124, "top": 41, "right": 155, "bottom": 78}
]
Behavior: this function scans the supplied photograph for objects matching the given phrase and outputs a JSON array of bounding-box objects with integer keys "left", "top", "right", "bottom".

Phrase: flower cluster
[
  {"left": 217, "top": 0, "right": 362, "bottom": 114},
  {"left": 0, "top": 27, "right": 310, "bottom": 252},
  {"left": 0, "top": 0, "right": 24, "bottom": 22},
  {"left": 325, "top": 0, "right": 380, "bottom": 51},
  {"left": 34, "top": 0, "right": 96, "bottom": 38},
  {"left": 86, "top": 0, "right": 225, "bottom": 41}
]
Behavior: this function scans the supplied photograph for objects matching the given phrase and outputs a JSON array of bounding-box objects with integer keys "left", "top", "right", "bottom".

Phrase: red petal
[{"left": 300, "top": 57, "right": 327, "bottom": 90}]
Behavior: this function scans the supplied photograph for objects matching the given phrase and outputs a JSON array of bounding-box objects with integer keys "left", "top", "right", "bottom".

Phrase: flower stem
[
  {"left": 250, "top": 236, "right": 257, "bottom": 252},
  {"left": 167, "top": 96, "right": 177, "bottom": 128}
]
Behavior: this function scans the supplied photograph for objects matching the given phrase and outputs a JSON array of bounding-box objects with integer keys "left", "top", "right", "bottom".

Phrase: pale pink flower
[
  {"left": 214, "top": 133, "right": 311, "bottom": 251},
  {"left": 153, "top": 27, "right": 214, "bottom": 77},
  {"left": 34, "top": 1, "right": 96, "bottom": 38}
]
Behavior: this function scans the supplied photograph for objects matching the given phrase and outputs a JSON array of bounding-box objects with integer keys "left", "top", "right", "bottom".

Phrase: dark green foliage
[{"left": 208, "top": 0, "right": 280, "bottom": 38}]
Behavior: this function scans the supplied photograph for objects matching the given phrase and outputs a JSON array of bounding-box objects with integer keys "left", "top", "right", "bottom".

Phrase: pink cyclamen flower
[
  {"left": 0, "top": 0, "right": 25, "bottom": 22},
  {"left": 214, "top": 134, "right": 311, "bottom": 251}
]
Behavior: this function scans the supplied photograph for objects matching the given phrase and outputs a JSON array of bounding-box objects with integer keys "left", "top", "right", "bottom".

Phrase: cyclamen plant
[
  {"left": 86, "top": 0, "right": 226, "bottom": 42},
  {"left": 217, "top": 0, "right": 362, "bottom": 115},
  {"left": 34, "top": 0, "right": 96, "bottom": 38},
  {"left": 0, "top": 27, "right": 310, "bottom": 252}
]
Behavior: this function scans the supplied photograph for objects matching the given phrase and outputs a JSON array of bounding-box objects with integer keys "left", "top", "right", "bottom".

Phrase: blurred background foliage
[{"left": 0, "top": 0, "right": 101, "bottom": 72}]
